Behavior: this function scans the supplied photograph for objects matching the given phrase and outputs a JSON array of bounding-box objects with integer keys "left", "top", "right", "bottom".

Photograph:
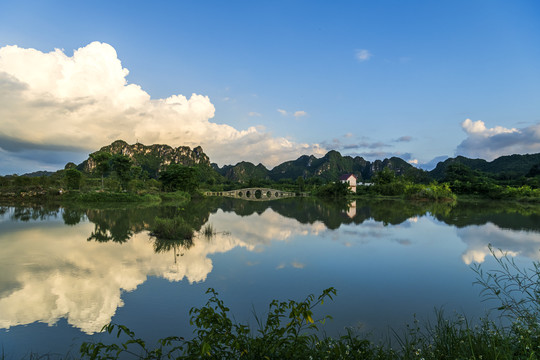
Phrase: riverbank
[{"left": 0, "top": 189, "right": 192, "bottom": 207}]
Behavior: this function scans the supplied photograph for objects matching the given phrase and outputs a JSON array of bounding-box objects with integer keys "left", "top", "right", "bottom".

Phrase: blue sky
[{"left": 1, "top": 0, "right": 539, "bottom": 174}]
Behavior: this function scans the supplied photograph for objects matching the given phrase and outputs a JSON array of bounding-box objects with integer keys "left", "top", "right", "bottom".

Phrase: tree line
[{"left": 1, "top": 152, "right": 540, "bottom": 201}]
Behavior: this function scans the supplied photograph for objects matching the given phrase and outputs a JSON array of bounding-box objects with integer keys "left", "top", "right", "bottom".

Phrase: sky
[{"left": 0, "top": 0, "right": 539, "bottom": 175}]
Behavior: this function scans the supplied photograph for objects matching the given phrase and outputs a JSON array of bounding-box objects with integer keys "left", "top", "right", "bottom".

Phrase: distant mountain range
[
  {"left": 43, "top": 140, "right": 540, "bottom": 183},
  {"left": 213, "top": 151, "right": 540, "bottom": 183},
  {"left": 212, "top": 150, "right": 418, "bottom": 183}
]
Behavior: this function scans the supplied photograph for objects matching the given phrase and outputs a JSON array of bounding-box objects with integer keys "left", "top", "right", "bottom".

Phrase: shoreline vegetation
[
  {"left": 74, "top": 248, "right": 540, "bottom": 359},
  {"left": 1, "top": 142, "right": 540, "bottom": 204},
  {"left": 1, "top": 166, "right": 540, "bottom": 204}
]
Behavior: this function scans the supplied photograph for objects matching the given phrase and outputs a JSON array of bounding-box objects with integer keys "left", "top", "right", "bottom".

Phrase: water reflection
[
  {"left": 0, "top": 222, "right": 254, "bottom": 333},
  {"left": 0, "top": 198, "right": 539, "bottom": 336}
]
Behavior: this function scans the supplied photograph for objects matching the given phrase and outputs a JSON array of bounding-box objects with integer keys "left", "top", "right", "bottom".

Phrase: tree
[
  {"left": 296, "top": 176, "right": 305, "bottom": 192},
  {"left": 159, "top": 164, "right": 199, "bottom": 193},
  {"left": 65, "top": 169, "right": 82, "bottom": 190},
  {"left": 527, "top": 163, "right": 540, "bottom": 178},
  {"left": 373, "top": 168, "right": 396, "bottom": 185},
  {"left": 90, "top": 151, "right": 112, "bottom": 189},
  {"left": 443, "top": 163, "right": 476, "bottom": 183},
  {"left": 111, "top": 154, "right": 133, "bottom": 190},
  {"left": 314, "top": 181, "right": 350, "bottom": 198}
]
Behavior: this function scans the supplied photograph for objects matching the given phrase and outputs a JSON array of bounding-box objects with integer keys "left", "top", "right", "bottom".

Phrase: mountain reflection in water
[{"left": 1, "top": 198, "right": 540, "bottom": 355}]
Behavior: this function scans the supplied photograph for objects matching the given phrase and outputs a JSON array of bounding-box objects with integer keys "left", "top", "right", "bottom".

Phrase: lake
[{"left": 1, "top": 197, "right": 540, "bottom": 357}]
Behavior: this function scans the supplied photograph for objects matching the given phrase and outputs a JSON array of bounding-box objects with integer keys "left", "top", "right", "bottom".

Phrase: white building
[{"left": 339, "top": 173, "right": 357, "bottom": 193}]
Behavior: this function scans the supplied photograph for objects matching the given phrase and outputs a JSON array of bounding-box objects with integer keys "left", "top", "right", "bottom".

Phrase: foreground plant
[
  {"left": 80, "top": 248, "right": 540, "bottom": 359},
  {"left": 80, "top": 288, "right": 337, "bottom": 360}
]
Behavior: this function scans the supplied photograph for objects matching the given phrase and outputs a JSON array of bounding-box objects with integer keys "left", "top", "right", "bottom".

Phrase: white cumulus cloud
[
  {"left": 355, "top": 49, "right": 372, "bottom": 62},
  {"left": 293, "top": 110, "right": 307, "bottom": 118},
  {"left": 0, "top": 42, "right": 323, "bottom": 168},
  {"left": 456, "top": 119, "right": 540, "bottom": 160}
]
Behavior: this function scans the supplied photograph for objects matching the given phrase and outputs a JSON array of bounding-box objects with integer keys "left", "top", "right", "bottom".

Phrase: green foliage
[
  {"left": 64, "top": 168, "right": 82, "bottom": 190},
  {"left": 314, "top": 181, "right": 351, "bottom": 198},
  {"left": 405, "top": 183, "right": 456, "bottom": 201},
  {"left": 527, "top": 163, "right": 540, "bottom": 177},
  {"left": 372, "top": 168, "right": 396, "bottom": 185},
  {"left": 90, "top": 151, "right": 112, "bottom": 189},
  {"left": 64, "top": 191, "right": 161, "bottom": 203},
  {"left": 296, "top": 176, "right": 305, "bottom": 193},
  {"left": 151, "top": 216, "right": 194, "bottom": 240},
  {"left": 13, "top": 175, "right": 32, "bottom": 187},
  {"left": 127, "top": 179, "right": 146, "bottom": 193},
  {"left": 80, "top": 287, "right": 337, "bottom": 360},
  {"left": 159, "top": 191, "right": 191, "bottom": 205},
  {"left": 111, "top": 154, "right": 133, "bottom": 190},
  {"left": 473, "top": 245, "right": 540, "bottom": 328},
  {"left": 160, "top": 164, "right": 199, "bottom": 193}
]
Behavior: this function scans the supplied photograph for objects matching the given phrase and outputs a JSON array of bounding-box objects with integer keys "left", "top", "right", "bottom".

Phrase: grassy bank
[{"left": 0, "top": 189, "right": 192, "bottom": 207}]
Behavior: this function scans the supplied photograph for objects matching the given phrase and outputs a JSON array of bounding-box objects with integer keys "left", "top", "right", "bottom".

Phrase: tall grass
[{"left": 202, "top": 223, "right": 215, "bottom": 239}]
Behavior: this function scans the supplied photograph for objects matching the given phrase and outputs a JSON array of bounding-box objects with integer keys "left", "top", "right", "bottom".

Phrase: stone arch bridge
[{"left": 205, "top": 188, "right": 304, "bottom": 201}]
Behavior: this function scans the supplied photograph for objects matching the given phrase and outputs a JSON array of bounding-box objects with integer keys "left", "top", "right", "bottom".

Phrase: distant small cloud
[
  {"left": 395, "top": 136, "right": 413, "bottom": 143},
  {"left": 277, "top": 109, "right": 288, "bottom": 116},
  {"left": 320, "top": 138, "right": 393, "bottom": 151},
  {"left": 408, "top": 159, "right": 418, "bottom": 165},
  {"left": 355, "top": 49, "right": 372, "bottom": 62},
  {"left": 293, "top": 110, "right": 307, "bottom": 118},
  {"left": 368, "top": 141, "right": 391, "bottom": 149},
  {"left": 248, "top": 112, "right": 261, "bottom": 117},
  {"left": 291, "top": 261, "right": 305, "bottom": 269},
  {"left": 276, "top": 263, "right": 286, "bottom": 270},
  {"left": 344, "top": 133, "right": 354, "bottom": 138}
]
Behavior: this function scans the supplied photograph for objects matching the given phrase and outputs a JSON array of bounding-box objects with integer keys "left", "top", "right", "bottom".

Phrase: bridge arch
[{"left": 205, "top": 188, "right": 306, "bottom": 201}]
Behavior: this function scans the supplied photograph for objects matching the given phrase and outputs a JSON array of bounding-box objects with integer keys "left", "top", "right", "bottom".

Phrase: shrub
[
  {"left": 405, "top": 183, "right": 456, "bottom": 201},
  {"left": 159, "top": 191, "right": 191, "bottom": 205},
  {"left": 151, "top": 216, "right": 194, "bottom": 240},
  {"left": 314, "top": 182, "right": 351, "bottom": 198}
]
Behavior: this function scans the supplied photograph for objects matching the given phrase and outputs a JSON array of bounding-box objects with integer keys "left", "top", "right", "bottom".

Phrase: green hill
[
  {"left": 213, "top": 161, "right": 270, "bottom": 183},
  {"left": 214, "top": 150, "right": 419, "bottom": 183},
  {"left": 430, "top": 153, "right": 540, "bottom": 180},
  {"left": 79, "top": 140, "right": 212, "bottom": 178}
]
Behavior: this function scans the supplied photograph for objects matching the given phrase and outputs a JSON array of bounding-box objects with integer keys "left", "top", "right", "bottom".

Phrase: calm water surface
[{"left": 1, "top": 198, "right": 540, "bottom": 356}]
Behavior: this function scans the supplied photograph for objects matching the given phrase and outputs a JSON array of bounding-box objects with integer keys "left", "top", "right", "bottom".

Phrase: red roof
[{"left": 339, "top": 174, "right": 357, "bottom": 181}]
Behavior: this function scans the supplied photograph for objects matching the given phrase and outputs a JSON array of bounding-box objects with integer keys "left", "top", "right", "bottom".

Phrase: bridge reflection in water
[{"left": 205, "top": 188, "right": 304, "bottom": 201}]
